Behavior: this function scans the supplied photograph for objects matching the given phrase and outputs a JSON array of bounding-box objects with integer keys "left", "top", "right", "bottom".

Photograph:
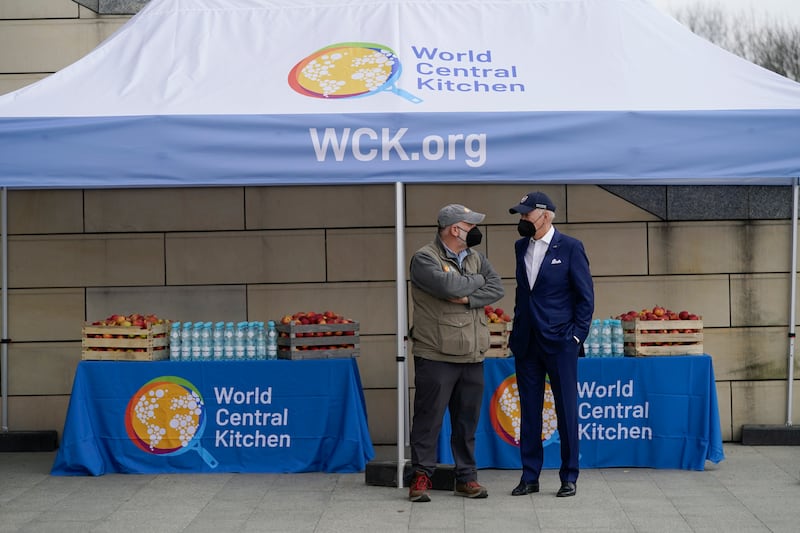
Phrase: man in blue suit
[{"left": 507, "top": 191, "right": 594, "bottom": 498}]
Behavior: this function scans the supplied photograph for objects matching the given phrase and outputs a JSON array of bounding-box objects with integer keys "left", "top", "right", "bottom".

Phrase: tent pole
[
  {"left": 787, "top": 178, "right": 798, "bottom": 426},
  {"left": 395, "top": 181, "right": 408, "bottom": 487},
  {"left": 1, "top": 187, "right": 8, "bottom": 432}
]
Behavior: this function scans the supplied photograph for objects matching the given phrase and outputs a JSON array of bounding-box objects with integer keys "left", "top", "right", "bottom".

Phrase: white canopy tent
[
  {"left": 1, "top": 0, "right": 800, "bottom": 477},
  {"left": 2, "top": 0, "right": 800, "bottom": 186}
]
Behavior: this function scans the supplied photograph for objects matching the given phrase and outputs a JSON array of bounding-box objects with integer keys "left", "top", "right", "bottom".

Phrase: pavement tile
[{"left": 0, "top": 445, "right": 799, "bottom": 532}]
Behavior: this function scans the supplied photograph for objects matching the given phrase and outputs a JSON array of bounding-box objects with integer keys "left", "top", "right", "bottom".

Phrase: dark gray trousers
[{"left": 409, "top": 357, "right": 484, "bottom": 483}]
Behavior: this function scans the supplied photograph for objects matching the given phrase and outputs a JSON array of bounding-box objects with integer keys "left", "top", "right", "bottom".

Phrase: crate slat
[
  {"left": 486, "top": 321, "right": 512, "bottom": 358},
  {"left": 81, "top": 322, "right": 170, "bottom": 361},
  {"left": 277, "top": 348, "right": 360, "bottom": 360},
  {"left": 275, "top": 321, "right": 359, "bottom": 359},
  {"left": 621, "top": 319, "right": 703, "bottom": 357}
]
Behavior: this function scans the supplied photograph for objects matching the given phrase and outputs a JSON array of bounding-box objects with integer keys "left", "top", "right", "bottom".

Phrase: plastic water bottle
[
  {"left": 245, "top": 321, "right": 257, "bottom": 360},
  {"left": 212, "top": 322, "right": 224, "bottom": 360},
  {"left": 223, "top": 322, "right": 235, "bottom": 360},
  {"left": 190, "top": 322, "right": 203, "bottom": 362},
  {"left": 611, "top": 319, "right": 625, "bottom": 357},
  {"left": 199, "top": 322, "right": 212, "bottom": 362},
  {"left": 180, "top": 322, "right": 193, "bottom": 362},
  {"left": 266, "top": 320, "right": 278, "bottom": 360},
  {"left": 169, "top": 322, "right": 182, "bottom": 361},
  {"left": 588, "top": 319, "right": 601, "bottom": 358},
  {"left": 256, "top": 321, "right": 266, "bottom": 360},
  {"left": 582, "top": 325, "right": 593, "bottom": 357},
  {"left": 234, "top": 322, "right": 247, "bottom": 360},
  {"left": 600, "top": 319, "right": 613, "bottom": 357}
]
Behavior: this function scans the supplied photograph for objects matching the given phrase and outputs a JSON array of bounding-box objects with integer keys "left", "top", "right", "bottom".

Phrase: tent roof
[{"left": 1, "top": 0, "right": 799, "bottom": 187}]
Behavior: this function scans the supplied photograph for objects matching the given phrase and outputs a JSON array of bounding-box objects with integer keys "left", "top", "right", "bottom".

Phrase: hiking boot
[
  {"left": 454, "top": 480, "right": 488, "bottom": 499},
  {"left": 409, "top": 471, "right": 432, "bottom": 502}
]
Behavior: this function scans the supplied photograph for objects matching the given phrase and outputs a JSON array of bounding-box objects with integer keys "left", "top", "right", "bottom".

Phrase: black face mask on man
[
  {"left": 458, "top": 226, "right": 483, "bottom": 247},
  {"left": 517, "top": 220, "right": 536, "bottom": 238},
  {"left": 517, "top": 212, "right": 546, "bottom": 238}
]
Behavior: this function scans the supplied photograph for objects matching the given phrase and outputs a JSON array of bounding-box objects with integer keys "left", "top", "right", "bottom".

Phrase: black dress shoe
[
  {"left": 556, "top": 481, "right": 576, "bottom": 497},
  {"left": 511, "top": 480, "right": 540, "bottom": 496}
]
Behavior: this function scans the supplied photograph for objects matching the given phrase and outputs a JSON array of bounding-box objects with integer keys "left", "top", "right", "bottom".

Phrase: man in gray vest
[{"left": 407, "top": 203, "right": 504, "bottom": 502}]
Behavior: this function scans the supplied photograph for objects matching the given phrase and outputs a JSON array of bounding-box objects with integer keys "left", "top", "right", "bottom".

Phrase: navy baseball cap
[{"left": 509, "top": 191, "right": 556, "bottom": 214}]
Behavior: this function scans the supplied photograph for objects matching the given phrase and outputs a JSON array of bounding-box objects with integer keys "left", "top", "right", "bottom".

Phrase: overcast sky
[{"left": 651, "top": 0, "right": 800, "bottom": 24}]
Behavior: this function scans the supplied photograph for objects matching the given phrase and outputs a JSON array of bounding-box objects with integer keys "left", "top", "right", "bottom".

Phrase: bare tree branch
[{"left": 671, "top": 4, "right": 799, "bottom": 81}]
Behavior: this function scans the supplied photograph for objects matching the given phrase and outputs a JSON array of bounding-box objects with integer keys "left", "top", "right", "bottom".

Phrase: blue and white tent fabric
[{"left": 1, "top": 0, "right": 799, "bottom": 188}]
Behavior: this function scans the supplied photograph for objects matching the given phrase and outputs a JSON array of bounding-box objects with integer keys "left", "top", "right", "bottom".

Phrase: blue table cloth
[
  {"left": 438, "top": 355, "right": 725, "bottom": 471},
  {"left": 52, "top": 358, "right": 374, "bottom": 475}
]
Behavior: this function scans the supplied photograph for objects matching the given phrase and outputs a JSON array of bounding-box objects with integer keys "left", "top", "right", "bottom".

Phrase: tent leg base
[
  {"left": 741, "top": 424, "right": 800, "bottom": 445},
  {"left": 364, "top": 460, "right": 456, "bottom": 490},
  {"left": 0, "top": 430, "right": 58, "bottom": 452}
]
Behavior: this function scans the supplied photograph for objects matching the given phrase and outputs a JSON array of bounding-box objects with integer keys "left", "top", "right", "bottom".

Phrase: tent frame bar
[
  {"left": 395, "top": 182, "right": 409, "bottom": 487},
  {"left": 787, "top": 178, "right": 798, "bottom": 426},
  {"left": 2, "top": 187, "right": 8, "bottom": 432}
]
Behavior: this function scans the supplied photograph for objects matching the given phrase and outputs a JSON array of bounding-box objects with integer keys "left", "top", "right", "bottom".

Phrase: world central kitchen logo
[
  {"left": 490, "top": 374, "right": 559, "bottom": 448},
  {"left": 125, "top": 376, "right": 219, "bottom": 468},
  {"left": 288, "top": 41, "right": 524, "bottom": 102},
  {"left": 288, "top": 42, "right": 423, "bottom": 103}
]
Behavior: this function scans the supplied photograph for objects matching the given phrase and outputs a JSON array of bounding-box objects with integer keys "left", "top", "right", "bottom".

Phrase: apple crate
[
  {"left": 81, "top": 322, "right": 170, "bottom": 361},
  {"left": 621, "top": 319, "right": 704, "bottom": 357},
  {"left": 275, "top": 321, "right": 360, "bottom": 360},
  {"left": 485, "top": 321, "right": 512, "bottom": 358}
]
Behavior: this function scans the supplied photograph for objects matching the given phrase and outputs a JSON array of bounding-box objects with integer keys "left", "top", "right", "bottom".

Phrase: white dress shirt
[{"left": 524, "top": 226, "right": 555, "bottom": 289}]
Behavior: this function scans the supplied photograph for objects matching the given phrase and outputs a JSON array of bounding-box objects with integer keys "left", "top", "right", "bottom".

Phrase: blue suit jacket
[{"left": 508, "top": 229, "right": 594, "bottom": 357}]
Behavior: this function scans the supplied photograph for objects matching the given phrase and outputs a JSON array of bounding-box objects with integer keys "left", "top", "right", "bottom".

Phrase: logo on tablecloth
[
  {"left": 125, "top": 376, "right": 219, "bottom": 468},
  {"left": 489, "top": 373, "right": 559, "bottom": 447}
]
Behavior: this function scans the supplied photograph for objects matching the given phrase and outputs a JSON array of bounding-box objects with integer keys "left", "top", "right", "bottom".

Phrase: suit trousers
[
  {"left": 514, "top": 343, "right": 580, "bottom": 483},
  {"left": 409, "top": 357, "right": 484, "bottom": 483}
]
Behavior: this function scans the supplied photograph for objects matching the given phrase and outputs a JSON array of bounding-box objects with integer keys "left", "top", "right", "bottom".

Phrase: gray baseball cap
[{"left": 437, "top": 204, "right": 485, "bottom": 227}]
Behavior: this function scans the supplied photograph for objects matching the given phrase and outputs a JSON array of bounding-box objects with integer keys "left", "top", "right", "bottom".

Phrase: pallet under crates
[
  {"left": 621, "top": 319, "right": 704, "bottom": 357},
  {"left": 81, "top": 322, "right": 170, "bottom": 361},
  {"left": 275, "top": 321, "right": 359, "bottom": 359}
]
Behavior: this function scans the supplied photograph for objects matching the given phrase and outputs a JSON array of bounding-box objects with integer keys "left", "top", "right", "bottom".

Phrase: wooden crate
[
  {"left": 81, "top": 322, "right": 170, "bottom": 361},
  {"left": 622, "top": 319, "right": 703, "bottom": 357},
  {"left": 485, "top": 321, "right": 512, "bottom": 358},
  {"left": 275, "top": 321, "right": 359, "bottom": 359}
]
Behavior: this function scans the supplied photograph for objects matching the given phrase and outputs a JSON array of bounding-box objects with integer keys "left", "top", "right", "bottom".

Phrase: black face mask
[
  {"left": 465, "top": 226, "right": 483, "bottom": 247},
  {"left": 458, "top": 226, "right": 483, "bottom": 247},
  {"left": 517, "top": 219, "right": 537, "bottom": 238}
]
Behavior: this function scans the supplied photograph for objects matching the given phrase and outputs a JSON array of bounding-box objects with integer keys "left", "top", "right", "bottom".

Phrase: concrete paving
[{"left": 0, "top": 443, "right": 798, "bottom": 532}]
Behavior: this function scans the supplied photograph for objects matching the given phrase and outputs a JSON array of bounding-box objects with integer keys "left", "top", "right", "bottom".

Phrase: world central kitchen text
[
  {"left": 410, "top": 46, "right": 525, "bottom": 93},
  {"left": 577, "top": 379, "right": 653, "bottom": 440},
  {"left": 213, "top": 386, "right": 291, "bottom": 448}
]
